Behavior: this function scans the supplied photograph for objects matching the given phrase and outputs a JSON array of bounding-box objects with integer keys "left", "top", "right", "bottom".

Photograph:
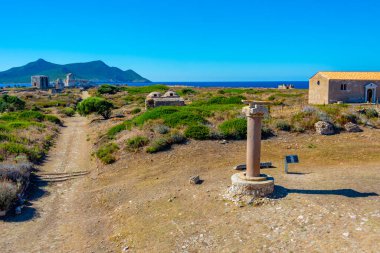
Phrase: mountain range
[{"left": 0, "top": 59, "right": 150, "bottom": 83}]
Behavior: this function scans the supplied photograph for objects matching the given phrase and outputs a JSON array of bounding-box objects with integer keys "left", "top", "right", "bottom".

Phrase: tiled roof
[{"left": 317, "top": 72, "right": 380, "bottom": 80}]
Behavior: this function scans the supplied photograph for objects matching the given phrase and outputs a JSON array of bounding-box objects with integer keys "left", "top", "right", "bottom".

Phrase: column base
[{"left": 229, "top": 173, "right": 274, "bottom": 197}]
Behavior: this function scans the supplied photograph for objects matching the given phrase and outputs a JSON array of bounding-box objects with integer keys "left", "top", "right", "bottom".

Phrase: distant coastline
[{"left": 0, "top": 81, "right": 309, "bottom": 89}]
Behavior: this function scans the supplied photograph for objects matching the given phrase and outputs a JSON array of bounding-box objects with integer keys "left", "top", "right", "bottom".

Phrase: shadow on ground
[{"left": 270, "top": 185, "right": 379, "bottom": 199}]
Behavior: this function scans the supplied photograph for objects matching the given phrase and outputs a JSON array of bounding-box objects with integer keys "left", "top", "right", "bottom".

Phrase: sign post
[{"left": 285, "top": 155, "right": 299, "bottom": 174}]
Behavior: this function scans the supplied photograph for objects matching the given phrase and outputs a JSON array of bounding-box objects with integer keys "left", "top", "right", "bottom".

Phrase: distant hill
[{"left": 0, "top": 59, "right": 150, "bottom": 83}]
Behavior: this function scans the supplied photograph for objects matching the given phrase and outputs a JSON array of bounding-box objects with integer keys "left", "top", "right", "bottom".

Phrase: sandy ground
[
  {"left": 0, "top": 115, "right": 379, "bottom": 252},
  {"left": 0, "top": 116, "right": 105, "bottom": 253},
  {"left": 86, "top": 124, "right": 380, "bottom": 253}
]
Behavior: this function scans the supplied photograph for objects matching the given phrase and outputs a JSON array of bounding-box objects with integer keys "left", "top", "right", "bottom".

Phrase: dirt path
[{"left": 0, "top": 116, "right": 94, "bottom": 253}]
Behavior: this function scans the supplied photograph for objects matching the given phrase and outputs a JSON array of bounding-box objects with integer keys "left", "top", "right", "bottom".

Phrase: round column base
[{"left": 229, "top": 173, "right": 274, "bottom": 197}]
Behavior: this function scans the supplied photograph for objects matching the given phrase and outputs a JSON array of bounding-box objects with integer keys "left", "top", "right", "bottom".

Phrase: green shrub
[
  {"left": 97, "top": 84, "right": 121, "bottom": 95},
  {"left": 0, "top": 94, "right": 25, "bottom": 112},
  {"left": 0, "top": 142, "right": 28, "bottom": 155},
  {"left": 275, "top": 120, "right": 291, "bottom": 131},
  {"left": 122, "top": 85, "right": 169, "bottom": 94},
  {"left": 154, "top": 125, "right": 170, "bottom": 134},
  {"left": 107, "top": 122, "right": 132, "bottom": 139},
  {"left": 62, "top": 107, "right": 76, "bottom": 117},
  {"left": 96, "top": 143, "right": 119, "bottom": 164},
  {"left": 132, "top": 107, "right": 208, "bottom": 127},
  {"left": 126, "top": 136, "right": 149, "bottom": 151},
  {"left": 218, "top": 118, "right": 247, "bottom": 140},
  {"left": 7, "top": 121, "right": 34, "bottom": 129},
  {"left": 146, "top": 137, "right": 171, "bottom": 153},
  {"left": 184, "top": 125, "right": 210, "bottom": 140},
  {"left": 206, "top": 95, "right": 245, "bottom": 105},
  {"left": 77, "top": 97, "right": 114, "bottom": 119},
  {"left": 365, "top": 108, "right": 378, "bottom": 118},
  {"left": 44, "top": 115, "right": 62, "bottom": 125},
  {"left": 261, "top": 126, "right": 274, "bottom": 139},
  {"left": 291, "top": 111, "right": 320, "bottom": 130},
  {"left": 335, "top": 113, "right": 358, "bottom": 126},
  {"left": 180, "top": 88, "right": 196, "bottom": 95},
  {"left": 131, "top": 108, "right": 141, "bottom": 114},
  {"left": 164, "top": 112, "right": 207, "bottom": 127},
  {"left": 0, "top": 180, "right": 18, "bottom": 211},
  {"left": 168, "top": 132, "right": 186, "bottom": 144},
  {"left": 18, "top": 111, "right": 45, "bottom": 121}
]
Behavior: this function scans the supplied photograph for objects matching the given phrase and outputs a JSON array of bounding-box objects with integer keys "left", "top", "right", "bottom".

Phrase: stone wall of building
[
  {"left": 31, "top": 76, "right": 49, "bottom": 89},
  {"left": 309, "top": 74, "right": 330, "bottom": 104},
  {"left": 153, "top": 99, "right": 185, "bottom": 107},
  {"left": 328, "top": 80, "right": 380, "bottom": 103}
]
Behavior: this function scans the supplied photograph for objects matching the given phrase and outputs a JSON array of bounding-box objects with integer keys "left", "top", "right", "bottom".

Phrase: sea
[{"left": 0, "top": 81, "right": 309, "bottom": 89}]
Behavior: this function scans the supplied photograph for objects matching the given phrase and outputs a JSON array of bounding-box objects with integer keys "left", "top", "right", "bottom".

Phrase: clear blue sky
[{"left": 1, "top": 0, "right": 380, "bottom": 81}]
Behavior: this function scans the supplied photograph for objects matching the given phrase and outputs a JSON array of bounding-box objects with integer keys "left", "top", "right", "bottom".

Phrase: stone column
[
  {"left": 246, "top": 115, "right": 262, "bottom": 178},
  {"left": 243, "top": 103, "right": 267, "bottom": 179},
  {"left": 227, "top": 101, "right": 274, "bottom": 199}
]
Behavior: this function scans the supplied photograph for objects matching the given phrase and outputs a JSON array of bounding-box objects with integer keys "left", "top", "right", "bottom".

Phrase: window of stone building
[
  {"left": 317, "top": 81, "right": 320, "bottom": 85},
  {"left": 340, "top": 84, "right": 347, "bottom": 91}
]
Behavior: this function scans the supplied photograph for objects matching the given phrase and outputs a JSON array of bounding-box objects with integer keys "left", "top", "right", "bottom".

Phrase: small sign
[
  {"left": 285, "top": 155, "right": 299, "bottom": 164},
  {"left": 284, "top": 155, "right": 299, "bottom": 173}
]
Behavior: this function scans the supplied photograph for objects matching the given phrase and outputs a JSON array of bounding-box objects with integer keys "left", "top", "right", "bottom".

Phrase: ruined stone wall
[
  {"left": 309, "top": 74, "right": 329, "bottom": 104},
  {"left": 154, "top": 100, "right": 185, "bottom": 107},
  {"left": 329, "top": 80, "right": 380, "bottom": 103}
]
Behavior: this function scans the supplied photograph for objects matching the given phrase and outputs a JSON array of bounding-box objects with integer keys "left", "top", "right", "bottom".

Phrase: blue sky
[{"left": 1, "top": 0, "right": 380, "bottom": 81}]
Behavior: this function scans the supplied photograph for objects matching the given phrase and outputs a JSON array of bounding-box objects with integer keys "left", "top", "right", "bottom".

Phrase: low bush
[
  {"left": 122, "top": 84, "right": 169, "bottom": 94},
  {"left": 184, "top": 125, "right": 210, "bottom": 140},
  {"left": 154, "top": 125, "right": 170, "bottom": 134},
  {"left": 145, "top": 132, "right": 186, "bottom": 154},
  {"left": 0, "top": 163, "right": 33, "bottom": 184},
  {"left": 0, "top": 180, "right": 18, "bottom": 211},
  {"left": 291, "top": 110, "right": 321, "bottom": 131},
  {"left": 335, "top": 113, "right": 359, "bottom": 126},
  {"left": 62, "top": 107, "right": 76, "bottom": 117},
  {"left": 218, "top": 118, "right": 247, "bottom": 140},
  {"left": 205, "top": 95, "right": 245, "bottom": 105},
  {"left": 275, "top": 120, "right": 291, "bottom": 131},
  {"left": 96, "top": 143, "right": 119, "bottom": 164},
  {"left": 0, "top": 94, "right": 25, "bottom": 112},
  {"left": 146, "top": 137, "right": 171, "bottom": 153},
  {"left": 18, "top": 111, "right": 45, "bottom": 121},
  {"left": 107, "top": 122, "right": 129, "bottom": 139},
  {"left": 77, "top": 97, "right": 114, "bottom": 119},
  {"left": 97, "top": 84, "right": 121, "bottom": 95},
  {"left": 126, "top": 136, "right": 149, "bottom": 151},
  {"left": 365, "top": 108, "right": 379, "bottom": 118},
  {"left": 164, "top": 112, "right": 207, "bottom": 127},
  {"left": 168, "top": 132, "right": 186, "bottom": 144},
  {"left": 44, "top": 115, "right": 62, "bottom": 125},
  {"left": 131, "top": 108, "right": 141, "bottom": 114},
  {"left": 261, "top": 126, "right": 274, "bottom": 139},
  {"left": 180, "top": 88, "right": 196, "bottom": 95}
]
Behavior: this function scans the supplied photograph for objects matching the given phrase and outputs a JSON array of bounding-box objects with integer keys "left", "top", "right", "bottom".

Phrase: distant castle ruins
[{"left": 31, "top": 73, "right": 92, "bottom": 92}]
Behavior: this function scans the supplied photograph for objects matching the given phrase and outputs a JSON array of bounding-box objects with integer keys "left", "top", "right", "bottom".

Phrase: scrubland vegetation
[
  {"left": 91, "top": 85, "right": 380, "bottom": 164},
  {"left": 0, "top": 91, "right": 63, "bottom": 213}
]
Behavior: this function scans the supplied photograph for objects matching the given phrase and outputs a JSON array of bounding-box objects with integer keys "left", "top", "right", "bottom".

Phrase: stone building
[
  {"left": 278, "top": 84, "right": 294, "bottom": 89},
  {"left": 55, "top": 78, "right": 64, "bottom": 90},
  {"left": 309, "top": 72, "right": 380, "bottom": 104},
  {"left": 145, "top": 90, "right": 185, "bottom": 108},
  {"left": 65, "top": 73, "right": 75, "bottom": 87},
  {"left": 31, "top": 75, "right": 49, "bottom": 89}
]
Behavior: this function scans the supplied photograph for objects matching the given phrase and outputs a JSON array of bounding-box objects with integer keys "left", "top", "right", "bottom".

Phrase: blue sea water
[{"left": 0, "top": 81, "right": 309, "bottom": 89}]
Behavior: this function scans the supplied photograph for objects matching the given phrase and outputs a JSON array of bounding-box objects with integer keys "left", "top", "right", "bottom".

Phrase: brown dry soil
[{"left": 1, "top": 117, "right": 380, "bottom": 252}]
